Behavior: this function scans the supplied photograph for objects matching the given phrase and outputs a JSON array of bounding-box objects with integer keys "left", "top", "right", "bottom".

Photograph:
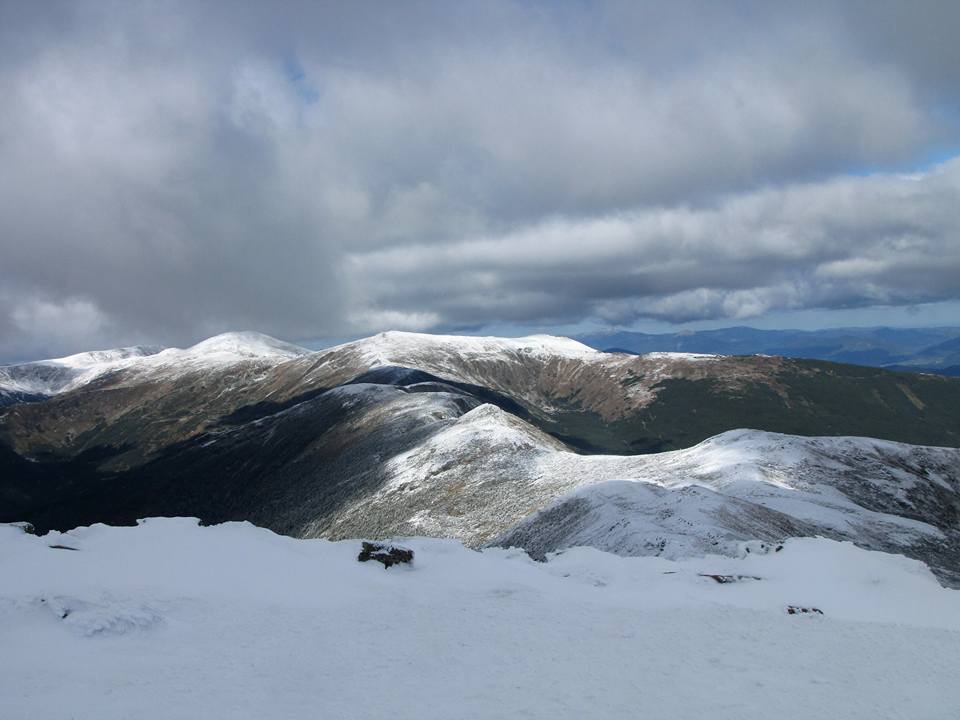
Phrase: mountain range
[
  {"left": 577, "top": 326, "right": 960, "bottom": 375},
  {"left": 1, "top": 330, "right": 959, "bottom": 587}
]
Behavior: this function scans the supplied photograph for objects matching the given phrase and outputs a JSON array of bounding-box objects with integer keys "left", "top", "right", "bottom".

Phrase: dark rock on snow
[
  {"left": 786, "top": 605, "right": 823, "bottom": 615},
  {"left": 358, "top": 542, "right": 414, "bottom": 568}
]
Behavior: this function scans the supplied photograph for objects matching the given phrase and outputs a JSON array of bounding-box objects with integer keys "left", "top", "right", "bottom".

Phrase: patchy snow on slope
[
  {"left": 1, "top": 518, "right": 958, "bottom": 720},
  {"left": 323, "top": 381, "right": 406, "bottom": 408},
  {"left": 384, "top": 403, "right": 558, "bottom": 487},
  {"left": 319, "top": 402, "right": 565, "bottom": 540}
]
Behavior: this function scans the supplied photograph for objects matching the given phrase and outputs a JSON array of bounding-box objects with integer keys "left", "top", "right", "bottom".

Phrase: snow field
[{"left": 2, "top": 518, "right": 959, "bottom": 720}]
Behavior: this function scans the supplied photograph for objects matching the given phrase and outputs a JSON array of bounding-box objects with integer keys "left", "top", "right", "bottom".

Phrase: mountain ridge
[
  {"left": 3, "top": 329, "right": 960, "bottom": 587},
  {"left": 0, "top": 331, "right": 310, "bottom": 405}
]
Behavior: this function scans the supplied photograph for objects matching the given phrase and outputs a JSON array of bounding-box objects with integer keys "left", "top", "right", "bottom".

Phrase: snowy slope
[
  {"left": 313, "top": 409, "right": 960, "bottom": 585},
  {"left": 489, "top": 428, "right": 960, "bottom": 584},
  {"left": 2, "top": 518, "right": 959, "bottom": 720},
  {"left": 310, "top": 402, "right": 571, "bottom": 541},
  {"left": 172, "top": 331, "right": 309, "bottom": 363},
  {"left": 0, "top": 345, "right": 164, "bottom": 397},
  {"left": 0, "top": 332, "right": 309, "bottom": 398},
  {"left": 124, "top": 331, "right": 310, "bottom": 383}
]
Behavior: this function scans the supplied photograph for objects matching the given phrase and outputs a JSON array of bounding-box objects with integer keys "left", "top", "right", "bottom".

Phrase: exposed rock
[
  {"left": 357, "top": 542, "right": 413, "bottom": 568},
  {"left": 699, "top": 574, "right": 762, "bottom": 584},
  {"left": 740, "top": 540, "right": 783, "bottom": 556},
  {"left": 787, "top": 606, "right": 824, "bottom": 615}
]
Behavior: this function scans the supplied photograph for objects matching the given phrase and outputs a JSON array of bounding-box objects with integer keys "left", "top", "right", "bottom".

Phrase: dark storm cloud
[{"left": 1, "top": 1, "right": 959, "bottom": 360}]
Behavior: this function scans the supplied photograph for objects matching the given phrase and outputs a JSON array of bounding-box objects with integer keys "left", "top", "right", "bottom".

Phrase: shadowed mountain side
[{"left": 1, "top": 383, "right": 480, "bottom": 535}]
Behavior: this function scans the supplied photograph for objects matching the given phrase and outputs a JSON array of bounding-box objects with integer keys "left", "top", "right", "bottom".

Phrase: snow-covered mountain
[
  {"left": 0, "top": 331, "right": 309, "bottom": 402},
  {"left": 258, "top": 329, "right": 960, "bottom": 452},
  {"left": 305, "top": 402, "right": 960, "bottom": 585},
  {"left": 168, "top": 331, "right": 310, "bottom": 364},
  {"left": 333, "top": 330, "right": 598, "bottom": 365},
  {"left": 5, "top": 328, "right": 960, "bottom": 452},
  {"left": 307, "top": 330, "right": 708, "bottom": 421},
  {"left": 490, "top": 429, "right": 960, "bottom": 582},
  {"left": 3, "top": 518, "right": 959, "bottom": 720},
  {"left": 0, "top": 345, "right": 164, "bottom": 400},
  {"left": 2, "top": 329, "right": 960, "bottom": 587}
]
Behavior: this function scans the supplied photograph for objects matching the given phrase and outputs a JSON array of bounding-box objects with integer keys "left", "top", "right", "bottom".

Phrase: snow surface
[
  {"left": 0, "top": 332, "right": 310, "bottom": 396},
  {"left": 2, "top": 518, "right": 959, "bottom": 720}
]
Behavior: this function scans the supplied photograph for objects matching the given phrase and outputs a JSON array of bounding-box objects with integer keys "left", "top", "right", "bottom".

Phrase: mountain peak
[
  {"left": 343, "top": 330, "right": 597, "bottom": 362},
  {"left": 185, "top": 331, "right": 310, "bottom": 360}
]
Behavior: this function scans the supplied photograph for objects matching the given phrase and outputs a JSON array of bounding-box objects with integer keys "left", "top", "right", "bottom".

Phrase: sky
[{"left": 1, "top": 0, "right": 959, "bottom": 361}]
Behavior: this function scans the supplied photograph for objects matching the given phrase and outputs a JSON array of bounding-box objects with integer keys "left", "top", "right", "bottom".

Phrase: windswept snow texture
[
  {"left": 1, "top": 519, "right": 958, "bottom": 720},
  {"left": 0, "top": 331, "right": 309, "bottom": 399}
]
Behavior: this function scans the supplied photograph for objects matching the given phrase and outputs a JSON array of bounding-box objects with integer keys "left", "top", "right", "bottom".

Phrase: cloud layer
[
  {"left": 1, "top": 1, "right": 959, "bottom": 359},
  {"left": 352, "top": 161, "right": 960, "bottom": 329}
]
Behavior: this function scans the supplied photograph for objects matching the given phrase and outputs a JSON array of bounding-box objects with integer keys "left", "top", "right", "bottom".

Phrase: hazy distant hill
[{"left": 577, "top": 326, "right": 960, "bottom": 372}]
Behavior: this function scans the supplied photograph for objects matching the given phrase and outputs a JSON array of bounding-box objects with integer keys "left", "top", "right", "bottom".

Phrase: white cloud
[
  {"left": 346, "top": 159, "right": 960, "bottom": 326},
  {"left": 4, "top": 295, "right": 114, "bottom": 361},
  {"left": 1, "top": 1, "right": 959, "bottom": 359}
]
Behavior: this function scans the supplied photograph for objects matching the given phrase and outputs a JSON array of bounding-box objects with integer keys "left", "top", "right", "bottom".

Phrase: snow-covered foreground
[{"left": 2, "top": 519, "right": 959, "bottom": 720}]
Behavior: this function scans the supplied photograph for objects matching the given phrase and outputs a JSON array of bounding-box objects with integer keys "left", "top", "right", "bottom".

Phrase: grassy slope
[{"left": 540, "top": 359, "right": 960, "bottom": 454}]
